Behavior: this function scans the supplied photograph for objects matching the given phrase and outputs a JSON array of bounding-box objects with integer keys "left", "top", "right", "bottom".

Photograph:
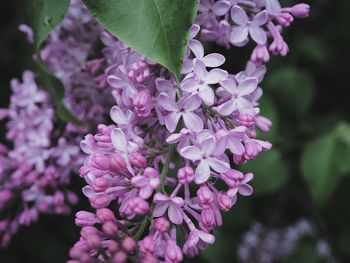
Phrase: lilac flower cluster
[
  {"left": 238, "top": 219, "right": 335, "bottom": 263},
  {"left": 197, "top": 0, "right": 310, "bottom": 64},
  {"left": 0, "top": 71, "right": 80, "bottom": 247},
  {"left": 0, "top": 0, "right": 112, "bottom": 246},
  {"left": 69, "top": 19, "right": 275, "bottom": 261}
]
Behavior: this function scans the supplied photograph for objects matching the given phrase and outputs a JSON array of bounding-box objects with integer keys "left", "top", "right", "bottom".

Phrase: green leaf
[
  {"left": 240, "top": 150, "right": 289, "bottom": 194},
  {"left": 29, "top": 0, "right": 81, "bottom": 124},
  {"left": 265, "top": 68, "right": 315, "bottom": 118},
  {"left": 30, "top": 0, "right": 70, "bottom": 50},
  {"left": 82, "top": 0, "right": 199, "bottom": 80},
  {"left": 300, "top": 123, "right": 350, "bottom": 204}
]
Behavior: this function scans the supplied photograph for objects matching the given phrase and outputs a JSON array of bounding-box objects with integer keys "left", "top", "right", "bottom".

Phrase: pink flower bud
[
  {"left": 255, "top": 115, "right": 272, "bottom": 132},
  {"left": 102, "top": 221, "right": 118, "bottom": 236},
  {"left": 251, "top": 45, "right": 270, "bottom": 64},
  {"left": 122, "top": 236, "right": 136, "bottom": 252},
  {"left": 233, "top": 154, "right": 245, "bottom": 165},
  {"left": 291, "top": 3, "right": 310, "bottom": 18},
  {"left": 165, "top": 241, "right": 183, "bottom": 263},
  {"left": 91, "top": 194, "right": 111, "bottom": 208},
  {"left": 112, "top": 251, "right": 127, "bottom": 263},
  {"left": 129, "top": 152, "right": 147, "bottom": 168},
  {"left": 177, "top": 166, "right": 195, "bottom": 184},
  {"left": 197, "top": 186, "right": 213, "bottom": 205},
  {"left": 201, "top": 208, "right": 215, "bottom": 230},
  {"left": 133, "top": 90, "right": 152, "bottom": 117},
  {"left": 75, "top": 211, "right": 97, "bottom": 227},
  {"left": 276, "top": 13, "right": 294, "bottom": 27},
  {"left": 91, "top": 154, "right": 110, "bottom": 170},
  {"left": 108, "top": 241, "right": 119, "bottom": 254},
  {"left": 129, "top": 196, "right": 149, "bottom": 215},
  {"left": 128, "top": 61, "right": 150, "bottom": 83},
  {"left": 154, "top": 217, "right": 170, "bottom": 233},
  {"left": 218, "top": 193, "right": 232, "bottom": 212},
  {"left": 109, "top": 154, "right": 127, "bottom": 172},
  {"left": 139, "top": 236, "right": 156, "bottom": 254},
  {"left": 239, "top": 114, "right": 255, "bottom": 127},
  {"left": 96, "top": 208, "right": 116, "bottom": 223},
  {"left": 93, "top": 177, "right": 111, "bottom": 192},
  {"left": 244, "top": 141, "right": 260, "bottom": 160}
]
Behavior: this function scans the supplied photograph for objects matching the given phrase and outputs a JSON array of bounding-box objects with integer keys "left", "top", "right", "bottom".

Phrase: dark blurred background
[{"left": 1, "top": 0, "right": 350, "bottom": 262}]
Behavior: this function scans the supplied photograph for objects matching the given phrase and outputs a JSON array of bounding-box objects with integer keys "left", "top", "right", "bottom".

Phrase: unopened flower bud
[
  {"left": 91, "top": 154, "right": 110, "bottom": 170},
  {"left": 129, "top": 196, "right": 149, "bottom": 215},
  {"left": 197, "top": 186, "right": 213, "bottom": 205},
  {"left": 122, "top": 236, "right": 137, "bottom": 252},
  {"left": 291, "top": 3, "right": 310, "bottom": 18},
  {"left": 109, "top": 154, "right": 127, "bottom": 172},
  {"left": 130, "top": 152, "right": 147, "bottom": 168},
  {"left": 218, "top": 193, "right": 232, "bottom": 212},
  {"left": 177, "top": 166, "right": 195, "bottom": 184}
]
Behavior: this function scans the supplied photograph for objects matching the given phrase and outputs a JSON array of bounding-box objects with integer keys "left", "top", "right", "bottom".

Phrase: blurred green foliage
[{"left": 1, "top": 0, "right": 350, "bottom": 262}]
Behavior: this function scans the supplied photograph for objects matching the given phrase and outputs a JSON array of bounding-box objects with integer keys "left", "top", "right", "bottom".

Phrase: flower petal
[
  {"left": 110, "top": 106, "right": 129, "bottom": 125},
  {"left": 153, "top": 202, "right": 169, "bottom": 217},
  {"left": 231, "top": 26, "right": 249, "bottom": 44},
  {"left": 205, "top": 69, "right": 228, "bottom": 84},
  {"left": 180, "top": 146, "right": 202, "bottom": 161},
  {"left": 157, "top": 93, "right": 178, "bottom": 112},
  {"left": 249, "top": 27, "right": 267, "bottom": 45},
  {"left": 195, "top": 160, "right": 211, "bottom": 184},
  {"left": 238, "top": 77, "right": 258, "bottom": 96},
  {"left": 213, "top": 1, "right": 231, "bottom": 16},
  {"left": 231, "top": 5, "right": 248, "bottom": 25},
  {"left": 111, "top": 128, "right": 128, "bottom": 153},
  {"left": 168, "top": 203, "right": 183, "bottom": 225},
  {"left": 202, "top": 53, "right": 225, "bottom": 67},
  {"left": 207, "top": 157, "right": 230, "bottom": 173},
  {"left": 183, "top": 112, "right": 204, "bottom": 132},
  {"left": 189, "top": 39, "right": 204, "bottom": 58},
  {"left": 194, "top": 60, "right": 207, "bottom": 80},
  {"left": 252, "top": 11, "right": 268, "bottom": 27},
  {"left": 198, "top": 230, "right": 215, "bottom": 244},
  {"left": 198, "top": 86, "right": 215, "bottom": 106},
  {"left": 218, "top": 98, "right": 237, "bottom": 116},
  {"left": 183, "top": 93, "right": 202, "bottom": 111},
  {"left": 164, "top": 112, "right": 181, "bottom": 133}
]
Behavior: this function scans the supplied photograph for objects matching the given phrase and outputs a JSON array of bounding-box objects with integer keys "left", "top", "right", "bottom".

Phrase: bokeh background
[{"left": 1, "top": 0, "right": 350, "bottom": 262}]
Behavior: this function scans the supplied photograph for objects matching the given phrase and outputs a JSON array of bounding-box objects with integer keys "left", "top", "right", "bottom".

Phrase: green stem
[
  {"left": 159, "top": 144, "right": 176, "bottom": 193},
  {"left": 132, "top": 145, "right": 176, "bottom": 240},
  {"left": 133, "top": 217, "right": 150, "bottom": 240}
]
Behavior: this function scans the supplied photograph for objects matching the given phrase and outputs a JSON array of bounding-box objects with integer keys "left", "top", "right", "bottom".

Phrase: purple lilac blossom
[
  {"left": 197, "top": 0, "right": 310, "bottom": 64},
  {"left": 69, "top": 20, "right": 275, "bottom": 262},
  {"left": 0, "top": 0, "right": 112, "bottom": 246}
]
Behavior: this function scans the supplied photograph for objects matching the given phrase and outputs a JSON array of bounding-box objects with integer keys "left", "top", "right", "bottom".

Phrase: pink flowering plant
[{"left": 0, "top": 0, "right": 310, "bottom": 262}]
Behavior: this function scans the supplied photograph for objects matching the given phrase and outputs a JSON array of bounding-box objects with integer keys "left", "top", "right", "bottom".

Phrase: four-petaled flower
[
  {"left": 231, "top": 5, "right": 268, "bottom": 45},
  {"left": 181, "top": 60, "right": 227, "bottom": 106},
  {"left": 153, "top": 193, "right": 184, "bottom": 225},
  {"left": 180, "top": 137, "right": 230, "bottom": 184},
  {"left": 158, "top": 93, "right": 203, "bottom": 133},
  {"left": 217, "top": 77, "right": 258, "bottom": 116}
]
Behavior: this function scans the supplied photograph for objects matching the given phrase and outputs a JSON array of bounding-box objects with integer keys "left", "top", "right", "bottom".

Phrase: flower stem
[{"left": 159, "top": 144, "right": 176, "bottom": 193}]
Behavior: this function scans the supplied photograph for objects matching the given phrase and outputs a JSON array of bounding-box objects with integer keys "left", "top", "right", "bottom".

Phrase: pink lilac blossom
[
  {"left": 0, "top": 0, "right": 112, "bottom": 246},
  {"left": 197, "top": 0, "right": 310, "bottom": 64},
  {"left": 237, "top": 219, "right": 335, "bottom": 263}
]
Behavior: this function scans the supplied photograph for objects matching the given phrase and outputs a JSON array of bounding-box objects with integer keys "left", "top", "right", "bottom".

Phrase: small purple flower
[
  {"left": 153, "top": 193, "right": 184, "bottom": 225},
  {"left": 157, "top": 93, "right": 203, "bottom": 133},
  {"left": 180, "top": 137, "right": 230, "bottom": 184},
  {"left": 217, "top": 77, "right": 258, "bottom": 116},
  {"left": 231, "top": 5, "right": 268, "bottom": 45},
  {"left": 181, "top": 60, "right": 227, "bottom": 105}
]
